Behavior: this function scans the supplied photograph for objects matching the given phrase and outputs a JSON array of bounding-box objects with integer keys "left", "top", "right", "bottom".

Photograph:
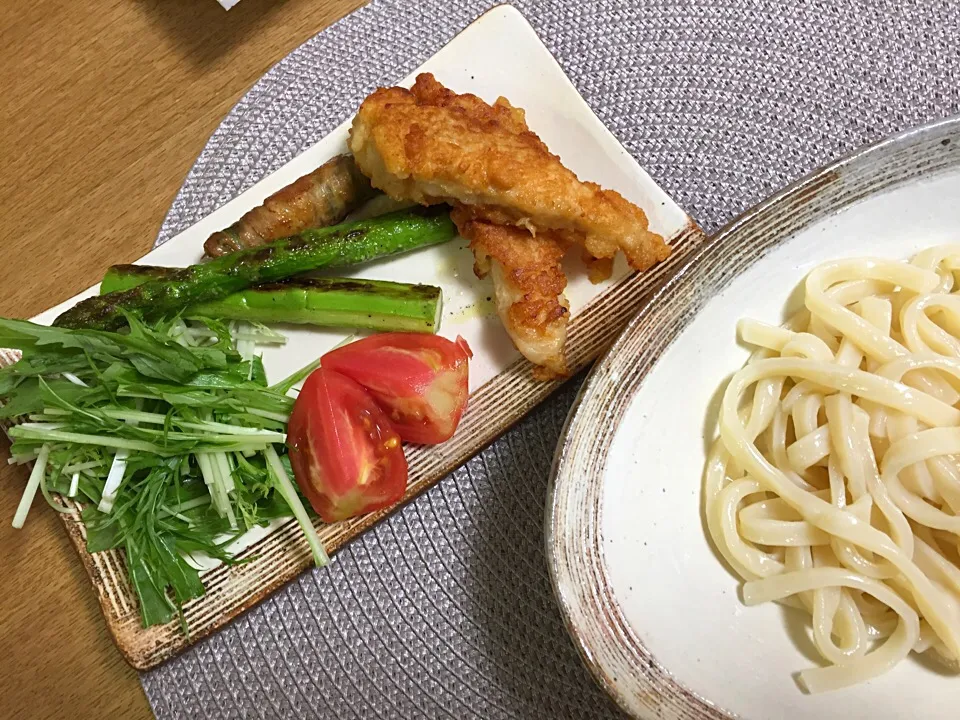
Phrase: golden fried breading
[
  {"left": 349, "top": 73, "right": 670, "bottom": 273},
  {"left": 452, "top": 208, "right": 569, "bottom": 378}
]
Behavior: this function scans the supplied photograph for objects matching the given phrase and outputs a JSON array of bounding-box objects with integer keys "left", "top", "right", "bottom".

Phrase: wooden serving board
[{"left": 0, "top": 5, "right": 704, "bottom": 669}]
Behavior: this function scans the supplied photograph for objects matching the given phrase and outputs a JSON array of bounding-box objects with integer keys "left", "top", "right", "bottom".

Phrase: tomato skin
[
  {"left": 287, "top": 368, "right": 408, "bottom": 523},
  {"left": 321, "top": 333, "right": 472, "bottom": 445}
]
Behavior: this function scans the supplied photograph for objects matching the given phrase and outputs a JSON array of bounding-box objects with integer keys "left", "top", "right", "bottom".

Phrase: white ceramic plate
[
  {"left": 547, "top": 117, "right": 960, "bottom": 719},
  {"left": 0, "top": 5, "right": 701, "bottom": 669}
]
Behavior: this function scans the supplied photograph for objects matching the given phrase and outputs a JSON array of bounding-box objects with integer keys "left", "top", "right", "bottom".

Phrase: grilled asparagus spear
[
  {"left": 101, "top": 267, "right": 442, "bottom": 333},
  {"left": 55, "top": 207, "right": 455, "bottom": 331}
]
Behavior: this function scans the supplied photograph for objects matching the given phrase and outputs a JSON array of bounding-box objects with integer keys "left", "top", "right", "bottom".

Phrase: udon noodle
[{"left": 705, "top": 246, "right": 960, "bottom": 693}]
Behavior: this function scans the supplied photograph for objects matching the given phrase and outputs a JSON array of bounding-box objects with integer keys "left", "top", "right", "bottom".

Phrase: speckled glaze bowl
[{"left": 547, "top": 116, "right": 960, "bottom": 720}]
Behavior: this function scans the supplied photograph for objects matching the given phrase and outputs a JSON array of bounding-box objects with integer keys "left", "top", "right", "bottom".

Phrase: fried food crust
[
  {"left": 452, "top": 208, "right": 569, "bottom": 378},
  {"left": 349, "top": 73, "right": 670, "bottom": 273}
]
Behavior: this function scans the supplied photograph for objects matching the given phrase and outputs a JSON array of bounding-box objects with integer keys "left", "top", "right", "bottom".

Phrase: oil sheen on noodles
[{"left": 704, "top": 245, "right": 960, "bottom": 693}]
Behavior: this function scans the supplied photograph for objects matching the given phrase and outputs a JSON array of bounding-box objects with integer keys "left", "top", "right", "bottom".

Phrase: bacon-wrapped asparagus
[{"left": 203, "top": 154, "right": 377, "bottom": 258}]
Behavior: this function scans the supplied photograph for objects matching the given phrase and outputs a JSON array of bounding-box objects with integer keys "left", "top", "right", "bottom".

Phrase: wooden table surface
[{"left": 0, "top": 0, "right": 363, "bottom": 717}]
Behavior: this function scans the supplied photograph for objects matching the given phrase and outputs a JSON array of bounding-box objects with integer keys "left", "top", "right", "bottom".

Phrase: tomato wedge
[
  {"left": 320, "top": 333, "right": 472, "bottom": 445},
  {"left": 287, "top": 368, "right": 408, "bottom": 523}
]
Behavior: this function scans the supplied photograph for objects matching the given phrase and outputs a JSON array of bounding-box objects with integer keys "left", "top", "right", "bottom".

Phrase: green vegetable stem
[
  {"left": 101, "top": 267, "right": 443, "bottom": 333},
  {"left": 54, "top": 206, "right": 456, "bottom": 331}
]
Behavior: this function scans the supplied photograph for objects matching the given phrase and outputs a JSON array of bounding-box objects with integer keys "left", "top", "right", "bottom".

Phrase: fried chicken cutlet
[
  {"left": 348, "top": 73, "right": 670, "bottom": 273},
  {"left": 451, "top": 208, "right": 569, "bottom": 378}
]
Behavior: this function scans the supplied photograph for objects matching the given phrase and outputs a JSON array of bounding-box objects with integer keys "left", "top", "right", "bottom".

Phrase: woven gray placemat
[{"left": 142, "top": 1, "right": 960, "bottom": 717}]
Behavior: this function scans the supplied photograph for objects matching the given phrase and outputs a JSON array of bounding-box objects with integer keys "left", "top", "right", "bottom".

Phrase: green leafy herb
[{"left": 0, "top": 316, "right": 326, "bottom": 630}]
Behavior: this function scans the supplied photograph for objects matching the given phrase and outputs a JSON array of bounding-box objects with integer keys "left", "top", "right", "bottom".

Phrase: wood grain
[{"left": 0, "top": 0, "right": 363, "bottom": 717}]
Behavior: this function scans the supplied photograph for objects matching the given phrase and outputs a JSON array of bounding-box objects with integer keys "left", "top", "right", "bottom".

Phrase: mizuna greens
[{"left": 0, "top": 315, "right": 327, "bottom": 629}]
